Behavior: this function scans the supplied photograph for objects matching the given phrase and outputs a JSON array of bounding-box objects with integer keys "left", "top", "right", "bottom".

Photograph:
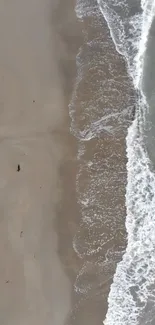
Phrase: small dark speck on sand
[
  {"left": 33, "top": 100, "right": 35, "bottom": 103},
  {"left": 17, "top": 164, "right": 20, "bottom": 172},
  {"left": 5, "top": 280, "right": 9, "bottom": 284},
  {"left": 20, "top": 231, "right": 23, "bottom": 237}
]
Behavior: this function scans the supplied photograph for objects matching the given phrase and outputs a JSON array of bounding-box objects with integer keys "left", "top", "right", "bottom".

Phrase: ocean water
[
  {"left": 69, "top": 2, "right": 133, "bottom": 321},
  {"left": 69, "top": 0, "right": 155, "bottom": 324},
  {"left": 98, "top": 0, "right": 155, "bottom": 324}
]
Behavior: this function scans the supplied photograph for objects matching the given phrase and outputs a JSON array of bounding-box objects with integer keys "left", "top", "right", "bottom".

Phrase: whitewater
[{"left": 97, "top": 0, "right": 155, "bottom": 324}]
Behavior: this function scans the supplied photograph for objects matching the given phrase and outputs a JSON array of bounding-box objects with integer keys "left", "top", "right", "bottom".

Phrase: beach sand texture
[{"left": 0, "top": 0, "right": 81, "bottom": 324}]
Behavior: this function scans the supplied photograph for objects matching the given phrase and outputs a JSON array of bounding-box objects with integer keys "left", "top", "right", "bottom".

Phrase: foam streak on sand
[{"left": 96, "top": 0, "right": 155, "bottom": 324}]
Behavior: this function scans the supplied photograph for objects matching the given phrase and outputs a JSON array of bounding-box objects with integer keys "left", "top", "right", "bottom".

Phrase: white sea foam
[
  {"left": 72, "top": 0, "right": 155, "bottom": 322},
  {"left": 135, "top": 0, "right": 155, "bottom": 88},
  {"left": 97, "top": 0, "right": 142, "bottom": 82},
  {"left": 75, "top": 0, "right": 98, "bottom": 18},
  {"left": 96, "top": 0, "right": 155, "bottom": 324},
  {"left": 104, "top": 114, "right": 155, "bottom": 325}
]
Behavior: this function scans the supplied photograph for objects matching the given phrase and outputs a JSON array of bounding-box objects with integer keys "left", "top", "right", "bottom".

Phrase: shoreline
[{"left": 65, "top": 3, "right": 136, "bottom": 325}]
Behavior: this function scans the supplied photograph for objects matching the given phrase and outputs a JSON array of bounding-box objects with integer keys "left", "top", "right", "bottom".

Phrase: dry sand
[{"left": 0, "top": 0, "right": 82, "bottom": 324}]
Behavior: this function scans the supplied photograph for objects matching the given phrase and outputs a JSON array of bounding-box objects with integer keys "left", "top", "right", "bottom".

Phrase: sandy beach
[
  {"left": 0, "top": 0, "right": 137, "bottom": 323},
  {"left": 0, "top": 0, "right": 82, "bottom": 324}
]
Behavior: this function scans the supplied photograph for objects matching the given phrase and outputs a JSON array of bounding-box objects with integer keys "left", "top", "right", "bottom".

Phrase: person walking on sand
[{"left": 17, "top": 164, "right": 20, "bottom": 172}]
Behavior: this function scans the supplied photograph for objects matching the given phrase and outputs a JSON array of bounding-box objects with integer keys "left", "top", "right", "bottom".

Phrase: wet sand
[
  {"left": 0, "top": 0, "right": 82, "bottom": 324},
  {"left": 61, "top": 3, "right": 135, "bottom": 325}
]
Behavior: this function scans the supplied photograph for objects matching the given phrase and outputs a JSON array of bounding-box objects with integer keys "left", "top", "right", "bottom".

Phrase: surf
[{"left": 97, "top": 0, "right": 155, "bottom": 324}]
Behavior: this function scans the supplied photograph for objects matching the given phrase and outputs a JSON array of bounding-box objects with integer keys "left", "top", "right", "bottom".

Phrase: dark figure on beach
[{"left": 17, "top": 164, "right": 20, "bottom": 172}]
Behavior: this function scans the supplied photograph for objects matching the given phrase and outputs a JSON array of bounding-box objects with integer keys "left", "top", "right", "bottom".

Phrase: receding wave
[
  {"left": 69, "top": 0, "right": 155, "bottom": 323},
  {"left": 70, "top": 2, "right": 134, "bottom": 323},
  {"left": 97, "top": 0, "right": 155, "bottom": 324}
]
